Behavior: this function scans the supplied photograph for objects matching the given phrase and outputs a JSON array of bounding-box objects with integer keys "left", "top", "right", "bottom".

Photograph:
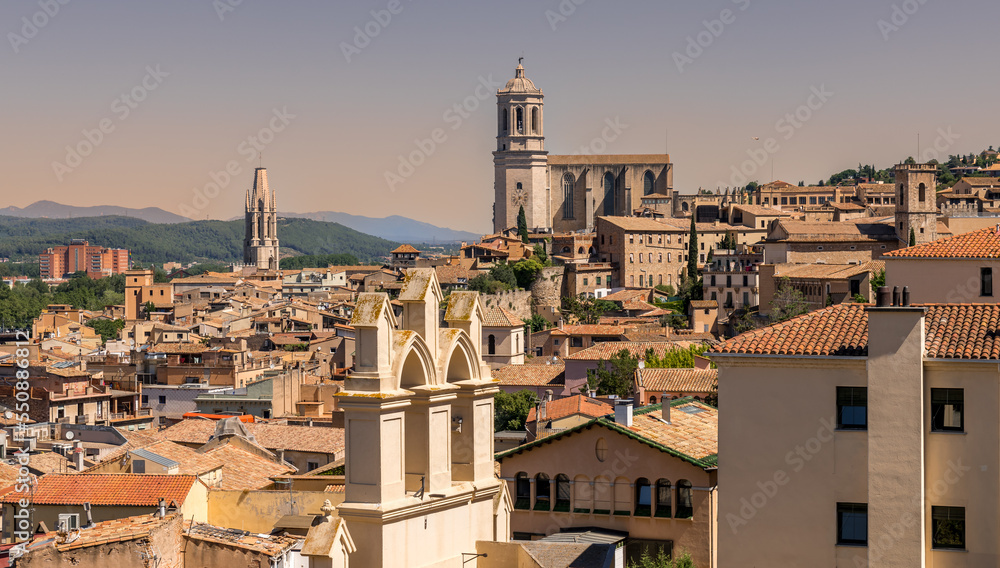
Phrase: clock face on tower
[{"left": 511, "top": 187, "right": 528, "bottom": 206}]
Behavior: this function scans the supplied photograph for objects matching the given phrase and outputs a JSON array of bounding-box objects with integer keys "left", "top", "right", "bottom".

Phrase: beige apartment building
[
  {"left": 712, "top": 299, "right": 1000, "bottom": 566},
  {"left": 883, "top": 225, "right": 1000, "bottom": 304}
]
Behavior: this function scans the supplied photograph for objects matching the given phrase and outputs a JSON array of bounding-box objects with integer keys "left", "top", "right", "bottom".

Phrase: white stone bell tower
[{"left": 493, "top": 60, "right": 548, "bottom": 234}]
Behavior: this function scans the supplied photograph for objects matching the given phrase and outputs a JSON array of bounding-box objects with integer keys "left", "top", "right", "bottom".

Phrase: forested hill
[{"left": 0, "top": 216, "right": 397, "bottom": 265}]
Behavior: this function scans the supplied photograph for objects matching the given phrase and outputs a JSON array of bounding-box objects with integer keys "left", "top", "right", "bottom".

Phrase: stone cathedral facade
[
  {"left": 493, "top": 62, "right": 675, "bottom": 234},
  {"left": 243, "top": 167, "right": 280, "bottom": 270}
]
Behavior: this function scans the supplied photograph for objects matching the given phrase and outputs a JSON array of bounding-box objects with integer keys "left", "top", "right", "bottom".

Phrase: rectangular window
[
  {"left": 837, "top": 503, "right": 867, "bottom": 545},
  {"left": 596, "top": 276, "right": 602, "bottom": 285},
  {"left": 571, "top": 337, "right": 583, "bottom": 348},
  {"left": 158, "top": 395, "right": 167, "bottom": 405},
  {"left": 583, "top": 278, "right": 588, "bottom": 286},
  {"left": 931, "top": 388, "right": 963, "bottom": 432},
  {"left": 837, "top": 387, "right": 867, "bottom": 430},
  {"left": 932, "top": 506, "right": 965, "bottom": 550},
  {"left": 781, "top": 197, "right": 788, "bottom": 205},
  {"left": 981, "top": 267, "right": 992, "bottom": 297},
  {"left": 141, "top": 395, "right": 149, "bottom": 405}
]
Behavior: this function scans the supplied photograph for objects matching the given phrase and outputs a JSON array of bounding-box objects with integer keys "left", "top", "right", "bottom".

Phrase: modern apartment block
[
  {"left": 712, "top": 296, "right": 1000, "bottom": 566},
  {"left": 39, "top": 239, "right": 129, "bottom": 279}
]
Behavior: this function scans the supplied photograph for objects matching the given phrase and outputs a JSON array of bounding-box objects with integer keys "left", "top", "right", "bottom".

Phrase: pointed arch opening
[
  {"left": 643, "top": 170, "right": 656, "bottom": 195},
  {"left": 563, "top": 174, "right": 575, "bottom": 219}
]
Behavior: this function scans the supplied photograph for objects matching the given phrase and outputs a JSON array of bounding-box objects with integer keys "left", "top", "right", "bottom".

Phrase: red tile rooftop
[
  {"left": 0, "top": 474, "right": 197, "bottom": 506},
  {"left": 883, "top": 226, "right": 1000, "bottom": 259}
]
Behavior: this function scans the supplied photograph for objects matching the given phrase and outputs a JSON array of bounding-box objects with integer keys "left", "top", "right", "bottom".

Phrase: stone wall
[{"left": 481, "top": 290, "right": 533, "bottom": 320}]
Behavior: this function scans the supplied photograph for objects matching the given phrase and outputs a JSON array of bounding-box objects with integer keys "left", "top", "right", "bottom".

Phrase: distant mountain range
[
  {"left": 0, "top": 201, "right": 190, "bottom": 224},
  {"left": 278, "top": 211, "right": 480, "bottom": 244},
  {"left": 2, "top": 201, "right": 481, "bottom": 243}
]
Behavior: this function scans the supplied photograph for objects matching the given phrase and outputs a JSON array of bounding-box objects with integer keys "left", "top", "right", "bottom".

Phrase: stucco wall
[
  {"left": 207, "top": 490, "right": 340, "bottom": 533},
  {"left": 885, "top": 258, "right": 1000, "bottom": 304}
]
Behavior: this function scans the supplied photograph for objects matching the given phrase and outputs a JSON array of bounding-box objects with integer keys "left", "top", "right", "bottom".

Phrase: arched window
[
  {"left": 531, "top": 107, "right": 539, "bottom": 134},
  {"left": 573, "top": 475, "right": 592, "bottom": 513},
  {"left": 629, "top": 254, "right": 634, "bottom": 264},
  {"left": 644, "top": 170, "right": 655, "bottom": 195},
  {"left": 516, "top": 334, "right": 520, "bottom": 353},
  {"left": 682, "top": 202, "right": 689, "bottom": 212},
  {"left": 658, "top": 253, "right": 662, "bottom": 262},
  {"left": 535, "top": 473, "right": 551, "bottom": 510},
  {"left": 648, "top": 253, "right": 653, "bottom": 263},
  {"left": 502, "top": 107, "right": 508, "bottom": 133},
  {"left": 516, "top": 182, "right": 522, "bottom": 190},
  {"left": 676, "top": 480, "right": 693, "bottom": 518},
  {"left": 604, "top": 172, "right": 615, "bottom": 215},
  {"left": 656, "top": 479, "right": 672, "bottom": 517},
  {"left": 488, "top": 334, "right": 496, "bottom": 355},
  {"left": 555, "top": 474, "right": 571, "bottom": 512},
  {"left": 593, "top": 476, "right": 611, "bottom": 514},
  {"left": 515, "top": 107, "right": 524, "bottom": 134},
  {"left": 649, "top": 396, "right": 657, "bottom": 404},
  {"left": 562, "top": 246, "right": 571, "bottom": 253},
  {"left": 635, "top": 478, "right": 652, "bottom": 516},
  {"left": 613, "top": 477, "right": 631, "bottom": 515},
  {"left": 578, "top": 247, "right": 585, "bottom": 254},
  {"left": 563, "top": 175, "right": 575, "bottom": 219},
  {"left": 515, "top": 472, "right": 530, "bottom": 509},
  {"left": 918, "top": 182, "right": 926, "bottom": 202}
]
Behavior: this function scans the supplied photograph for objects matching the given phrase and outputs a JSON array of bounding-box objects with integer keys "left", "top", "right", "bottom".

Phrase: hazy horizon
[{"left": 3, "top": 0, "right": 996, "bottom": 233}]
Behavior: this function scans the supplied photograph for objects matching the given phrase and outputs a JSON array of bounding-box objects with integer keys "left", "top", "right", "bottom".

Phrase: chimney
[
  {"left": 83, "top": 502, "right": 93, "bottom": 528},
  {"left": 614, "top": 400, "right": 633, "bottom": 427},
  {"left": 157, "top": 498, "right": 166, "bottom": 518},
  {"left": 545, "top": 389, "right": 553, "bottom": 403},
  {"left": 73, "top": 447, "right": 84, "bottom": 471},
  {"left": 538, "top": 399, "right": 547, "bottom": 421},
  {"left": 662, "top": 394, "right": 671, "bottom": 424},
  {"left": 864, "top": 299, "right": 927, "bottom": 564}
]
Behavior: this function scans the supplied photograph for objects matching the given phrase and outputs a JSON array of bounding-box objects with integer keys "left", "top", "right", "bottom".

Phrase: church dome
[{"left": 499, "top": 63, "right": 542, "bottom": 95}]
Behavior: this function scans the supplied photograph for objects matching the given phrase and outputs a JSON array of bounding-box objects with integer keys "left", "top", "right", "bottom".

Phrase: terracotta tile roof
[
  {"left": 548, "top": 154, "right": 670, "bottom": 165},
  {"left": 148, "top": 342, "right": 208, "bottom": 354},
  {"left": 883, "top": 226, "right": 1000, "bottom": 258},
  {"left": 527, "top": 395, "right": 612, "bottom": 423},
  {"left": 596, "top": 216, "right": 675, "bottom": 232},
  {"left": 491, "top": 364, "right": 565, "bottom": 387},
  {"left": 34, "top": 513, "right": 179, "bottom": 553},
  {"left": 1, "top": 474, "right": 197, "bottom": 506},
  {"left": 205, "top": 444, "right": 297, "bottom": 490},
  {"left": 565, "top": 341, "right": 709, "bottom": 361},
  {"left": 958, "top": 176, "right": 1000, "bottom": 187},
  {"left": 600, "top": 289, "right": 651, "bottom": 303},
  {"left": 770, "top": 219, "right": 896, "bottom": 242},
  {"left": 636, "top": 368, "right": 717, "bottom": 394},
  {"left": 483, "top": 306, "right": 523, "bottom": 327},
  {"left": 771, "top": 260, "right": 884, "bottom": 280},
  {"left": 734, "top": 205, "right": 791, "bottom": 217},
  {"left": 551, "top": 324, "right": 625, "bottom": 337},
  {"left": 161, "top": 419, "right": 345, "bottom": 455},
  {"left": 26, "top": 452, "right": 71, "bottom": 474},
  {"left": 500, "top": 398, "right": 718, "bottom": 467},
  {"left": 713, "top": 303, "right": 1000, "bottom": 360},
  {"left": 690, "top": 300, "right": 718, "bottom": 309},
  {"left": 185, "top": 522, "right": 298, "bottom": 557},
  {"left": 391, "top": 244, "right": 421, "bottom": 254}
]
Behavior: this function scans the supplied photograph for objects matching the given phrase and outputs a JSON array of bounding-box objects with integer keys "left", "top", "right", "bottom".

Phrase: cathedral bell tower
[
  {"left": 894, "top": 163, "right": 938, "bottom": 246},
  {"left": 244, "top": 167, "right": 280, "bottom": 270},
  {"left": 493, "top": 60, "right": 548, "bottom": 234}
]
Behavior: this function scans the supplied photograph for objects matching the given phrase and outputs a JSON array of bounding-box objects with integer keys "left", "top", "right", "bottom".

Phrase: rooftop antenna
[{"left": 917, "top": 133, "right": 920, "bottom": 162}]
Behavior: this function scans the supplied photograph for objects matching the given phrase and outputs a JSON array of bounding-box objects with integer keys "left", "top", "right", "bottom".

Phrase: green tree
[
  {"left": 86, "top": 318, "right": 125, "bottom": 343},
  {"left": 628, "top": 548, "right": 695, "bottom": 568},
  {"left": 532, "top": 243, "right": 548, "bottom": 265},
  {"left": 585, "top": 349, "right": 638, "bottom": 398},
  {"left": 494, "top": 390, "right": 538, "bottom": 431},
  {"left": 561, "top": 295, "right": 616, "bottom": 324},
  {"left": 871, "top": 269, "right": 886, "bottom": 289},
  {"left": 770, "top": 277, "right": 809, "bottom": 323},
  {"left": 909, "top": 227, "right": 917, "bottom": 246},
  {"left": 524, "top": 313, "right": 549, "bottom": 333},
  {"left": 142, "top": 301, "right": 156, "bottom": 321},
  {"left": 686, "top": 216, "right": 698, "bottom": 280},
  {"left": 512, "top": 258, "right": 544, "bottom": 290},
  {"left": 488, "top": 263, "right": 518, "bottom": 290},
  {"left": 517, "top": 206, "right": 529, "bottom": 243}
]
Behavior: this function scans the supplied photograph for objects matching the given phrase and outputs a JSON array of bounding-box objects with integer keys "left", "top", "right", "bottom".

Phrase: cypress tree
[
  {"left": 687, "top": 215, "right": 698, "bottom": 280},
  {"left": 909, "top": 227, "right": 917, "bottom": 246},
  {"left": 517, "top": 206, "right": 529, "bottom": 243}
]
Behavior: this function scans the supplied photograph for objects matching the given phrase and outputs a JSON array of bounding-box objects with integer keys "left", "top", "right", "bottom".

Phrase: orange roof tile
[
  {"left": 883, "top": 226, "right": 1000, "bottom": 259},
  {"left": 565, "top": 341, "right": 709, "bottom": 361},
  {"left": 527, "top": 395, "right": 612, "bottom": 423},
  {"left": 391, "top": 244, "right": 421, "bottom": 254},
  {"left": 491, "top": 364, "right": 565, "bottom": 387},
  {"left": 483, "top": 306, "right": 524, "bottom": 327},
  {"left": 162, "top": 419, "right": 345, "bottom": 455},
  {"left": 637, "top": 368, "right": 717, "bottom": 394},
  {"left": 712, "top": 303, "right": 1000, "bottom": 360},
  {"left": 1, "top": 474, "right": 197, "bottom": 506}
]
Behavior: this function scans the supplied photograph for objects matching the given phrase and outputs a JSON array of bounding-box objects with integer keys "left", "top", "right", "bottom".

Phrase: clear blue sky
[{"left": 1, "top": 0, "right": 995, "bottom": 232}]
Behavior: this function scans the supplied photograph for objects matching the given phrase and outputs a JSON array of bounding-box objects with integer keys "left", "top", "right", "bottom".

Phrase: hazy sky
[{"left": 2, "top": 0, "right": 996, "bottom": 233}]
